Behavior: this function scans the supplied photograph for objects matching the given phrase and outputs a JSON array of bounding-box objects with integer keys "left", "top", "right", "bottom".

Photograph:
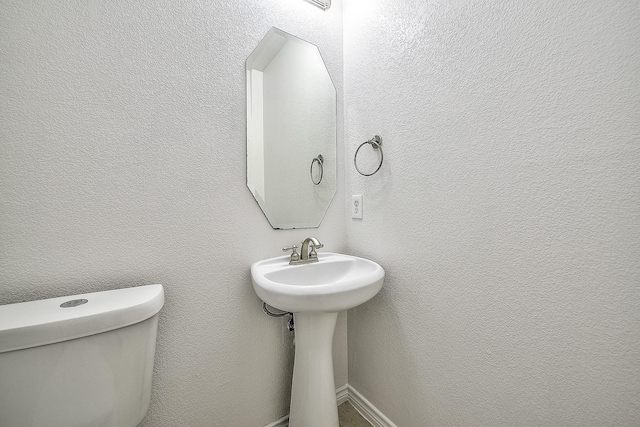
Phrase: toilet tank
[{"left": 0, "top": 284, "right": 164, "bottom": 427}]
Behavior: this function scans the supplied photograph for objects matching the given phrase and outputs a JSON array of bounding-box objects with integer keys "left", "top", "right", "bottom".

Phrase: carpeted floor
[{"left": 338, "top": 402, "right": 372, "bottom": 427}]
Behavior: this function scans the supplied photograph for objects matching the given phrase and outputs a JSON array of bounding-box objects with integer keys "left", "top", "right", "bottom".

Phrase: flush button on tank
[{"left": 60, "top": 299, "right": 88, "bottom": 308}]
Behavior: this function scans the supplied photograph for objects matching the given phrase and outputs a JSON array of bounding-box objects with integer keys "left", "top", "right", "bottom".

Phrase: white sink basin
[{"left": 251, "top": 252, "right": 385, "bottom": 313}]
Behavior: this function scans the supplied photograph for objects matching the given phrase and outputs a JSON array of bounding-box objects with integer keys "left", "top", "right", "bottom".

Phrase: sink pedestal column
[{"left": 289, "top": 311, "right": 339, "bottom": 427}]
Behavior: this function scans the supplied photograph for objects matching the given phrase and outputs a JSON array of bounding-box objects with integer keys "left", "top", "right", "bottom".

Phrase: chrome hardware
[
  {"left": 262, "top": 302, "right": 289, "bottom": 317},
  {"left": 310, "top": 154, "right": 324, "bottom": 185},
  {"left": 60, "top": 299, "right": 88, "bottom": 308},
  {"left": 262, "top": 302, "right": 294, "bottom": 332},
  {"left": 288, "top": 237, "right": 323, "bottom": 265},
  {"left": 354, "top": 135, "right": 384, "bottom": 176},
  {"left": 283, "top": 245, "right": 300, "bottom": 263},
  {"left": 301, "top": 236, "right": 323, "bottom": 261}
]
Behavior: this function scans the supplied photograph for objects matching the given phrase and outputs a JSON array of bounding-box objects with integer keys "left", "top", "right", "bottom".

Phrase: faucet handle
[
  {"left": 308, "top": 241, "right": 323, "bottom": 259},
  {"left": 282, "top": 245, "right": 300, "bottom": 262}
]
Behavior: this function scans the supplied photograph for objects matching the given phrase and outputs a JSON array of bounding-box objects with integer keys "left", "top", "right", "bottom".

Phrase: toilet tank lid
[{"left": 0, "top": 284, "right": 164, "bottom": 354}]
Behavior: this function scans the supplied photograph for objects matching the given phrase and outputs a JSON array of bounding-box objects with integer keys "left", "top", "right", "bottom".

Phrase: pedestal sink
[{"left": 251, "top": 252, "right": 384, "bottom": 427}]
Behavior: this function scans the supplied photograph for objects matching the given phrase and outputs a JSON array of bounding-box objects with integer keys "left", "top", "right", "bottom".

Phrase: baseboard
[
  {"left": 263, "top": 414, "right": 288, "bottom": 427},
  {"left": 263, "top": 384, "right": 395, "bottom": 427},
  {"left": 336, "top": 383, "right": 349, "bottom": 405},
  {"left": 346, "top": 385, "right": 398, "bottom": 427}
]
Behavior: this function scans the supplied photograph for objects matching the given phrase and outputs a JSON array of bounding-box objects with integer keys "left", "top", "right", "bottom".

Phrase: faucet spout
[{"left": 300, "top": 237, "right": 324, "bottom": 263}]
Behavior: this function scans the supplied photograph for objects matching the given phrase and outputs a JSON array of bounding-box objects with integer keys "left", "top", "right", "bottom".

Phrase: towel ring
[
  {"left": 310, "top": 154, "right": 324, "bottom": 185},
  {"left": 354, "top": 135, "right": 383, "bottom": 176}
]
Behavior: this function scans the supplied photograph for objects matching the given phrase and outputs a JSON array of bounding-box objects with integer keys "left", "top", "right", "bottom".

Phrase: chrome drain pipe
[{"left": 262, "top": 302, "right": 294, "bottom": 332}]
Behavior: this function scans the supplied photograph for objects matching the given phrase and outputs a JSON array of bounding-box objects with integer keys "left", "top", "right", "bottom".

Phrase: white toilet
[{"left": 0, "top": 284, "right": 164, "bottom": 427}]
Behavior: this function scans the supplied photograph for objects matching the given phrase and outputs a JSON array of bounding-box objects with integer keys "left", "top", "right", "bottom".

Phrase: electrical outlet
[{"left": 351, "top": 195, "right": 363, "bottom": 219}]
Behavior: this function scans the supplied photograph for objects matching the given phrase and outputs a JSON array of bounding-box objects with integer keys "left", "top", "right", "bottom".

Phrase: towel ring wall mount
[{"left": 354, "top": 135, "right": 383, "bottom": 176}]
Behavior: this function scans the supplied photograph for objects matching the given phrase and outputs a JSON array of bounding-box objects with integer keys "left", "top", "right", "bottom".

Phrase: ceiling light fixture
[{"left": 304, "top": 0, "right": 331, "bottom": 10}]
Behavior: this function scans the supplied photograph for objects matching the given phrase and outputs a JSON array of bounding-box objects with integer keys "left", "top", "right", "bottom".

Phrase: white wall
[
  {"left": 0, "top": 1, "right": 345, "bottom": 426},
  {"left": 344, "top": 0, "right": 640, "bottom": 426},
  {"left": 3, "top": 0, "right": 640, "bottom": 425}
]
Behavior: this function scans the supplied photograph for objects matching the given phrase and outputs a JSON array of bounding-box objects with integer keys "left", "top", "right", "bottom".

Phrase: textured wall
[
  {"left": 0, "top": 1, "right": 345, "bottom": 425},
  {"left": 344, "top": 0, "right": 640, "bottom": 426}
]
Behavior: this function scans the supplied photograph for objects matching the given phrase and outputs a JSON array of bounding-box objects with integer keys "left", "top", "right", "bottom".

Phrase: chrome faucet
[
  {"left": 300, "top": 237, "right": 323, "bottom": 262},
  {"left": 283, "top": 237, "right": 324, "bottom": 265}
]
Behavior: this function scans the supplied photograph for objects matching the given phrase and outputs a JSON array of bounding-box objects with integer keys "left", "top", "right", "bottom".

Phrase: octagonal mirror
[{"left": 246, "top": 27, "right": 337, "bottom": 229}]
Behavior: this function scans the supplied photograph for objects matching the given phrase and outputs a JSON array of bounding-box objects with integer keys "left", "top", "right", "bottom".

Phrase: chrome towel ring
[
  {"left": 354, "top": 135, "right": 383, "bottom": 176},
  {"left": 310, "top": 154, "right": 324, "bottom": 185}
]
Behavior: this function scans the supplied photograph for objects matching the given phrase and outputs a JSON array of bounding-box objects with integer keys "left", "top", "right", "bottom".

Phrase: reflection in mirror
[{"left": 246, "top": 27, "right": 336, "bottom": 229}]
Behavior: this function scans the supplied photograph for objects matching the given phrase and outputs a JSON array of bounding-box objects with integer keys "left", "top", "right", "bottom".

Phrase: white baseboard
[
  {"left": 336, "top": 383, "right": 349, "bottom": 405},
  {"left": 346, "top": 385, "right": 397, "bottom": 427},
  {"left": 263, "top": 384, "right": 396, "bottom": 427},
  {"left": 263, "top": 413, "right": 288, "bottom": 427}
]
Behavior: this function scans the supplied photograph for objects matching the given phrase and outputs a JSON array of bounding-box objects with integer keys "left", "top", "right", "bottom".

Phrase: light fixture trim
[{"left": 304, "top": 0, "right": 331, "bottom": 10}]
